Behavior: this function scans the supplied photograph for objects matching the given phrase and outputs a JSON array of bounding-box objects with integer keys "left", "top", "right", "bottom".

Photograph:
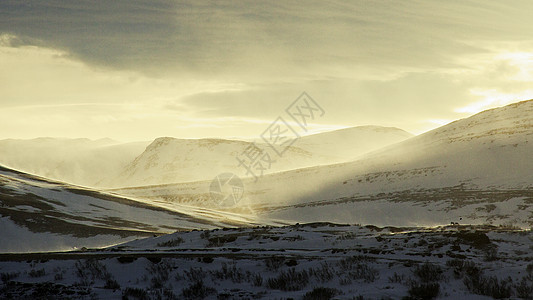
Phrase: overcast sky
[{"left": 1, "top": 1, "right": 533, "bottom": 141}]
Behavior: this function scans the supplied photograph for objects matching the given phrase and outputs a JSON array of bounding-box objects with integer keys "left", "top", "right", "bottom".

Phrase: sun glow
[
  {"left": 456, "top": 88, "right": 533, "bottom": 114},
  {"left": 453, "top": 50, "right": 533, "bottom": 114}
]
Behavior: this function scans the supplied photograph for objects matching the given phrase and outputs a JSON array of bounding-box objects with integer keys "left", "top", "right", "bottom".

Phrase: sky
[{"left": 1, "top": 0, "right": 533, "bottom": 141}]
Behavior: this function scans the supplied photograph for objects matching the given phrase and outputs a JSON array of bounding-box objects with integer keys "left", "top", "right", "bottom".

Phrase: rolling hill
[
  {"left": 108, "top": 126, "right": 412, "bottom": 188},
  {"left": 0, "top": 138, "right": 150, "bottom": 188},
  {"left": 107, "top": 137, "right": 318, "bottom": 188},
  {"left": 296, "top": 125, "right": 412, "bottom": 161},
  {"left": 0, "top": 165, "right": 277, "bottom": 252},
  {"left": 112, "top": 100, "right": 533, "bottom": 228},
  {"left": 0, "top": 126, "right": 412, "bottom": 189}
]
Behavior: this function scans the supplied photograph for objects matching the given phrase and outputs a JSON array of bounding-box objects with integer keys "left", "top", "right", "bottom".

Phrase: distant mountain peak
[{"left": 308, "top": 125, "right": 413, "bottom": 136}]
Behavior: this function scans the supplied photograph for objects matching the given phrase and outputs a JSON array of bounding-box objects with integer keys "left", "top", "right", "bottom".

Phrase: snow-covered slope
[
  {"left": 113, "top": 100, "right": 533, "bottom": 228},
  {"left": 296, "top": 125, "right": 412, "bottom": 161},
  {"left": 108, "top": 138, "right": 319, "bottom": 188},
  {"left": 110, "top": 126, "right": 412, "bottom": 188},
  {"left": 0, "top": 165, "right": 277, "bottom": 253},
  {"left": 1, "top": 223, "right": 530, "bottom": 299},
  {"left": 0, "top": 138, "right": 150, "bottom": 188},
  {"left": 0, "top": 126, "right": 411, "bottom": 189}
]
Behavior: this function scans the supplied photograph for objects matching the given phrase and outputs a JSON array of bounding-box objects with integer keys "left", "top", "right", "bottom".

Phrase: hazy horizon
[
  {"left": 1, "top": 3, "right": 532, "bottom": 299},
  {"left": 2, "top": 1, "right": 533, "bottom": 141}
]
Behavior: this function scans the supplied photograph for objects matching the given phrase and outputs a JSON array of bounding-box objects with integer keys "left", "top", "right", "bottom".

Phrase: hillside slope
[
  {"left": 110, "top": 126, "right": 412, "bottom": 188},
  {"left": 296, "top": 125, "right": 412, "bottom": 161},
  {"left": 0, "top": 166, "right": 273, "bottom": 252},
  {"left": 0, "top": 138, "right": 150, "bottom": 188},
  {"left": 1, "top": 223, "right": 530, "bottom": 299},
  {"left": 108, "top": 138, "right": 319, "bottom": 188},
  {"left": 113, "top": 100, "right": 533, "bottom": 228}
]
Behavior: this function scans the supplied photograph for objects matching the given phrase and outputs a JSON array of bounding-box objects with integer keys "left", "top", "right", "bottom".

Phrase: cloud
[
  {"left": 2, "top": 1, "right": 532, "bottom": 79},
  {"left": 0, "top": 35, "right": 239, "bottom": 107},
  {"left": 0, "top": 38, "right": 262, "bottom": 141},
  {"left": 2, "top": 1, "right": 533, "bottom": 139},
  {"left": 176, "top": 72, "right": 475, "bottom": 134},
  {"left": 456, "top": 89, "right": 533, "bottom": 114}
]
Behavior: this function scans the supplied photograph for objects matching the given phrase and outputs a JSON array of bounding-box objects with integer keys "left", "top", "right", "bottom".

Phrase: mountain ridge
[
  {"left": 111, "top": 125, "right": 413, "bottom": 187},
  {"left": 112, "top": 99, "right": 533, "bottom": 228},
  {"left": 0, "top": 164, "right": 274, "bottom": 252}
]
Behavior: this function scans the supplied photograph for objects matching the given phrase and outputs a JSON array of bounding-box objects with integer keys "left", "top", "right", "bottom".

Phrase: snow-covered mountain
[
  {"left": 2, "top": 99, "right": 531, "bottom": 253},
  {"left": 0, "top": 126, "right": 411, "bottom": 189},
  {"left": 109, "top": 126, "right": 412, "bottom": 188},
  {"left": 0, "top": 165, "right": 277, "bottom": 252},
  {"left": 296, "top": 125, "right": 412, "bottom": 161},
  {"left": 107, "top": 138, "right": 315, "bottom": 188},
  {"left": 113, "top": 100, "right": 533, "bottom": 228},
  {"left": 0, "top": 138, "right": 150, "bottom": 188}
]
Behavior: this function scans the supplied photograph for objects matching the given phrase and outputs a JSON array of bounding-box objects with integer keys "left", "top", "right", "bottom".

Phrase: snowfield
[
  {"left": 0, "top": 223, "right": 531, "bottom": 299},
  {"left": 113, "top": 100, "right": 533, "bottom": 229},
  {"left": 0, "top": 126, "right": 412, "bottom": 189},
  {"left": 109, "top": 126, "right": 412, "bottom": 188},
  {"left": 0, "top": 138, "right": 150, "bottom": 188},
  {"left": 0, "top": 166, "right": 277, "bottom": 253},
  {"left": 0, "top": 100, "right": 532, "bottom": 298}
]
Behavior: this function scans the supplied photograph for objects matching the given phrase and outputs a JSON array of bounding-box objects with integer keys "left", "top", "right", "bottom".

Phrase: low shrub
[
  {"left": 210, "top": 262, "right": 245, "bottom": 283},
  {"left": 252, "top": 273, "right": 263, "bottom": 287},
  {"left": 413, "top": 262, "right": 443, "bottom": 283},
  {"left": 515, "top": 276, "right": 533, "bottom": 299},
  {"left": 74, "top": 259, "right": 110, "bottom": 286},
  {"left": 147, "top": 259, "right": 174, "bottom": 289},
  {"left": 407, "top": 282, "right": 440, "bottom": 300},
  {"left": 337, "top": 256, "right": 374, "bottom": 272},
  {"left": 1, "top": 271, "right": 20, "bottom": 283},
  {"left": 265, "top": 257, "right": 285, "bottom": 271},
  {"left": 54, "top": 272, "right": 63, "bottom": 281},
  {"left": 202, "top": 257, "right": 214, "bottom": 263},
  {"left": 267, "top": 268, "right": 310, "bottom": 291},
  {"left": 339, "top": 260, "right": 379, "bottom": 283},
  {"left": 285, "top": 259, "right": 298, "bottom": 267},
  {"left": 447, "top": 259, "right": 480, "bottom": 280},
  {"left": 123, "top": 287, "right": 148, "bottom": 300},
  {"left": 469, "top": 275, "right": 512, "bottom": 299},
  {"left": 452, "top": 259, "right": 513, "bottom": 299},
  {"left": 183, "top": 267, "right": 206, "bottom": 282},
  {"left": 388, "top": 272, "right": 405, "bottom": 284},
  {"left": 302, "top": 287, "right": 340, "bottom": 300},
  {"left": 206, "top": 235, "right": 237, "bottom": 247},
  {"left": 483, "top": 245, "right": 499, "bottom": 261},
  {"left": 308, "top": 263, "right": 335, "bottom": 283},
  {"left": 157, "top": 237, "right": 184, "bottom": 247},
  {"left": 104, "top": 279, "right": 120, "bottom": 290},
  {"left": 181, "top": 280, "right": 216, "bottom": 300},
  {"left": 454, "top": 231, "right": 491, "bottom": 249},
  {"left": 29, "top": 268, "right": 46, "bottom": 278}
]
